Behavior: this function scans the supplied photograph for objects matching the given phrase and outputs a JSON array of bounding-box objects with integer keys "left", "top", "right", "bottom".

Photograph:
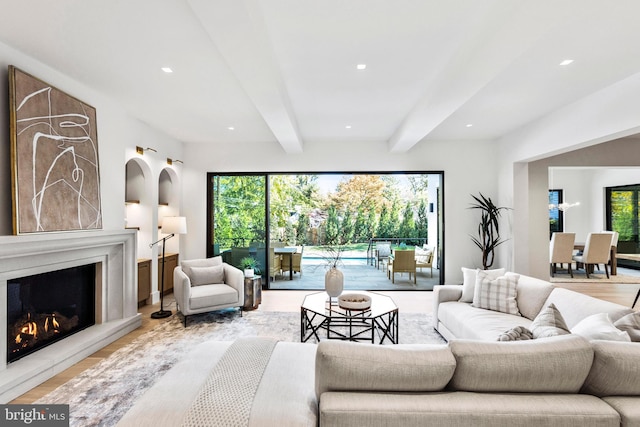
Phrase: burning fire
[
  {"left": 14, "top": 313, "right": 62, "bottom": 345},
  {"left": 45, "top": 314, "right": 60, "bottom": 333},
  {"left": 15, "top": 314, "right": 38, "bottom": 345}
]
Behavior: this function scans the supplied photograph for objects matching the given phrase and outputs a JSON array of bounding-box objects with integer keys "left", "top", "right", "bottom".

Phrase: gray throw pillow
[
  {"left": 614, "top": 312, "right": 640, "bottom": 342},
  {"left": 530, "top": 303, "right": 570, "bottom": 338},
  {"left": 188, "top": 265, "right": 225, "bottom": 286},
  {"left": 497, "top": 326, "right": 533, "bottom": 341}
]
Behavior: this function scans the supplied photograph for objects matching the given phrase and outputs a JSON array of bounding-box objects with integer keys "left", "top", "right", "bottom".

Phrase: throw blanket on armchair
[{"left": 182, "top": 337, "right": 278, "bottom": 427}]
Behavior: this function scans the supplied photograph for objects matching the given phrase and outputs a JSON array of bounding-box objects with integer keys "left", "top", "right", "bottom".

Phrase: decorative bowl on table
[{"left": 338, "top": 293, "right": 372, "bottom": 310}]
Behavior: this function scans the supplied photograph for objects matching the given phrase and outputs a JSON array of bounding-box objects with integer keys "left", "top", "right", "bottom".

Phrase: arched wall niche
[
  {"left": 157, "top": 166, "right": 182, "bottom": 255},
  {"left": 125, "top": 157, "right": 154, "bottom": 259}
]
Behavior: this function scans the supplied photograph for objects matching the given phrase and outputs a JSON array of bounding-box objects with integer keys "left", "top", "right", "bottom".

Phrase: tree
[
  {"left": 212, "top": 175, "right": 265, "bottom": 248},
  {"left": 296, "top": 212, "right": 310, "bottom": 245},
  {"left": 399, "top": 201, "right": 416, "bottom": 240},
  {"left": 269, "top": 175, "right": 321, "bottom": 243},
  {"left": 340, "top": 208, "right": 354, "bottom": 244},
  {"left": 416, "top": 199, "right": 428, "bottom": 241},
  {"left": 353, "top": 207, "right": 368, "bottom": 243},
  {"left": 377, "top": 204, "right": 392, "bottom": 238},
  {"left": 323, "top": 206, "right": 340, "bottom": 245},
  {"left": 366, "top": 206, "right": 377, "bottom": 240},
  {"left": 389, "top": 200, "right": 401, "bottom": 237},
  {"left": 331, "top": 175, "right": 387, "bottom": 216}
]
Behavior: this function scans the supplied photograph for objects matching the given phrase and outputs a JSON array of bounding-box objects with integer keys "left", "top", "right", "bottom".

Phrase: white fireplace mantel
[{"left": 0, "top": 229, "right": 141, "bottom": 403}]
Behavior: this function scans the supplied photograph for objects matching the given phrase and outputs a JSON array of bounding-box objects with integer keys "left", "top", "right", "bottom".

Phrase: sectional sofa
[
  {"left": 433, "top": 269, "right": 635, "bottom": 341},
  {"left": 118, "top": 272, "right": 640, "bottom": 427}
]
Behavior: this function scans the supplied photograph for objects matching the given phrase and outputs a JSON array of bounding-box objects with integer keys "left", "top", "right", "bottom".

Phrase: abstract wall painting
[{"left": 9, "top": 66, "right": 102, "bottom": 234}]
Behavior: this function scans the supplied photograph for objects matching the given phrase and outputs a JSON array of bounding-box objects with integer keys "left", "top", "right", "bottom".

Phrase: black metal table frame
[{"left": 301, "top": 300, "right": 399, "bottom": 344}]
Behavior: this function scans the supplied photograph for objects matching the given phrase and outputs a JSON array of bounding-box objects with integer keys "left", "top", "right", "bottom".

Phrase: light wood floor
[{"left": 11, "top": 282, "right": 639, "bottom": 404}]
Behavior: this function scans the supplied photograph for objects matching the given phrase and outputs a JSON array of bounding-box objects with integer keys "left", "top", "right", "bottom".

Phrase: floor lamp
[{"left": 150, "top": 216, "right": 187, "bottom": 319}]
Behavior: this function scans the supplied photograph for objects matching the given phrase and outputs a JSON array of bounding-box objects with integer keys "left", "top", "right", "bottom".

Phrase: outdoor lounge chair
[{"left": 387, "top": 249, "right": 416, "bottom": 284}]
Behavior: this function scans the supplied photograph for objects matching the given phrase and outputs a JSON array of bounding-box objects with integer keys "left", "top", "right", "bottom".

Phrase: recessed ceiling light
[
  {"left": 356, "top": 64, "right": 367, "bottom": 70},
  {"left": 161, "top": 67, "right": 173, "bottom": 73},
  {"left": 466, "top": 124, "right": 473, "bottom": 128},
  {"left": 227, "top": 126, "right": 235, "bottom": 131},
  {"left": 559, "top": 59, "right": 574, "bottom": 66},
  {"left": 345, "top": 125, "right": 352, "bottom": 129}
]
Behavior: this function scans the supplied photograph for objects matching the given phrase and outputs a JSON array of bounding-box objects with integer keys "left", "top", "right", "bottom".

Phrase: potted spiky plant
[
  {"left": 239, "top": 256, "right": 261, "bottom": 278},
  {"left": 469, "top": 193, "right": 511, "bottom": 270}
]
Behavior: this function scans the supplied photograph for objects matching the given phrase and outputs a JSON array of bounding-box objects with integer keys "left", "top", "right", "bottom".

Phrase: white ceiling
[{"left": 1, "top": 0, "right": 640, "bottom": 153}]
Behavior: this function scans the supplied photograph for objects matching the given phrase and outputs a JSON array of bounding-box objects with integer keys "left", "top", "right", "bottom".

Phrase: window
[
  {"left": 549, "top": 189, "right": 564, "bottom": 237},
  {"left": 606, "top": 184, "right": 640, "bottom": 268}
]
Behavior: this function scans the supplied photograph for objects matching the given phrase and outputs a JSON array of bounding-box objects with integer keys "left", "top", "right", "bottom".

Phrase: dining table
[
  {"left": 573, "top": 243, "right": 617, "bottom": 275},
  {"left": 274, "top": 247, "right": 297, "bottom": 280}
]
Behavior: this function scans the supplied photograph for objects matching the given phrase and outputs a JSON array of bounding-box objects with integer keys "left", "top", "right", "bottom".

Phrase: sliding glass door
[
  {"left": 208, "top": 172, "right": 444, "bottom": 289},
  {"left": 606, "top": 184, "right": 640, "bottom": 268},
  {"left": 208, "top": 174, "right": 267, "bottom": 274}
]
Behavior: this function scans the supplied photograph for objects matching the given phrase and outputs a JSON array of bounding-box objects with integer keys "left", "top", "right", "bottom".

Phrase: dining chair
[
  {"left": 601, "top": 230, "right": 619, "bottom": 272},
  {"left": 573, "top": 232, "right": 614, "bottom": 278},
  {"left": 268, "top": 247, "right": 282, "bottom": 282},
  {"left": 291, "top": 245, "right": 304, "bottom": 276},
  {"left": 281, "top": 246, "right": 303, "bottom": 277},
  {"left": 549, "top": 232, "right": 576, "bottom": 278}
]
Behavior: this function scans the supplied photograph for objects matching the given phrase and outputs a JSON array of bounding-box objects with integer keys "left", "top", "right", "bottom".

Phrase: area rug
[{"left": 35, "top": 310, "right": 444, "bottom": 427}]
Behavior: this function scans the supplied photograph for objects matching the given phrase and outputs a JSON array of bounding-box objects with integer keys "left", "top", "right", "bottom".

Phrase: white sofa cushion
[
  {"left": 543, "top": 287, "right": 634, "bottom": 329},
  {"left": 189, "top": 284, "right": 238, "bottom": 310},
  {"left": 437, "top": 302, "right": 533, "bottom": 341},
  {"left": 582, "top": 340, "right": 640, "bottom": 397},
  {"left": 449, "top": 335, "right": 593, "bottom": 393},
  {"left": 459, "top": 267, "right": 505, "bottom": 303},
  {"left": 472, "top": 271, "right": 520, "bottom": 315},
  {"left": 315, "top": 341, "right": 455, "bottom": 396},
  {"left": 571, "top": 313, "right": 630, "bottom": 342},
  {"left": 188, "top": 265, "right": 225, "bottom": 286},
  {"left": 510, "top": 273, "right": 554, "bottom": 320}
]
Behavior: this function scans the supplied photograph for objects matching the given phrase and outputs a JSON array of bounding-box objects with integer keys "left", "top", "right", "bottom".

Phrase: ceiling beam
[
  {"left": 188, "top": 0, "right": 303, "bottom": 153},
  {"left": 387, "top": 2, "right": 572, "bottom": 153}
]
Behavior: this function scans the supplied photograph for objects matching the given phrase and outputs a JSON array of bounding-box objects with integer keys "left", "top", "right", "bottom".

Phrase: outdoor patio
[{"left": 268, "top": 253, "right": 440, "bottom": 291}]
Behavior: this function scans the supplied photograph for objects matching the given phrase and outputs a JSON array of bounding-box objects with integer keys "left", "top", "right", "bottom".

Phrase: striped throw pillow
[{"left": 472, "top": 270, "right": 521, "bottom": 315}]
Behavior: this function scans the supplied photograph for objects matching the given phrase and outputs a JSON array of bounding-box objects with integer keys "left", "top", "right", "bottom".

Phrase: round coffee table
[{"left": 300, "top": 291, "right": 399, "bottom": 344}]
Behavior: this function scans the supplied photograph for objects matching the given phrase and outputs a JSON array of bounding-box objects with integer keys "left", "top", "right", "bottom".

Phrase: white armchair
[{"left": 173, "top": 256, "right": 244, "bottom": 326}]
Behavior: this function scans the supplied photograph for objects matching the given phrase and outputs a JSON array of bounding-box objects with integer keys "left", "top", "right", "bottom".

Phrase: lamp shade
[{"left": 161, "top": 216, "right": 187, "bottom": 235}]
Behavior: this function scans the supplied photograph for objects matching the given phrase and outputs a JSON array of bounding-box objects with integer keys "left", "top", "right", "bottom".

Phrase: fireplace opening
[{"left": 7, "top": 263, "right": 96, "bottom": 364}]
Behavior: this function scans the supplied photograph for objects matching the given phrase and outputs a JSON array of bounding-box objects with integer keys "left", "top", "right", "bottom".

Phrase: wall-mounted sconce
[
  {"left": 136, "top": 146, "right": 157, "bottom": 155},
  {"left": 167, "top": 158, "right": 184, "bottom": 165},
  {"left": 429, "top": 203, "right": 434, "bottom": 213}
]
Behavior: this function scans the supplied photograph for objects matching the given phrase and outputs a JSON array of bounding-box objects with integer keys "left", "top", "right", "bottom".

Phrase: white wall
[
  {"left": 181, "top": 138, "right": 498, "bottom": 284},
  {"left": 0, "top": 41, "right": 184, "bottom": 302}
]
